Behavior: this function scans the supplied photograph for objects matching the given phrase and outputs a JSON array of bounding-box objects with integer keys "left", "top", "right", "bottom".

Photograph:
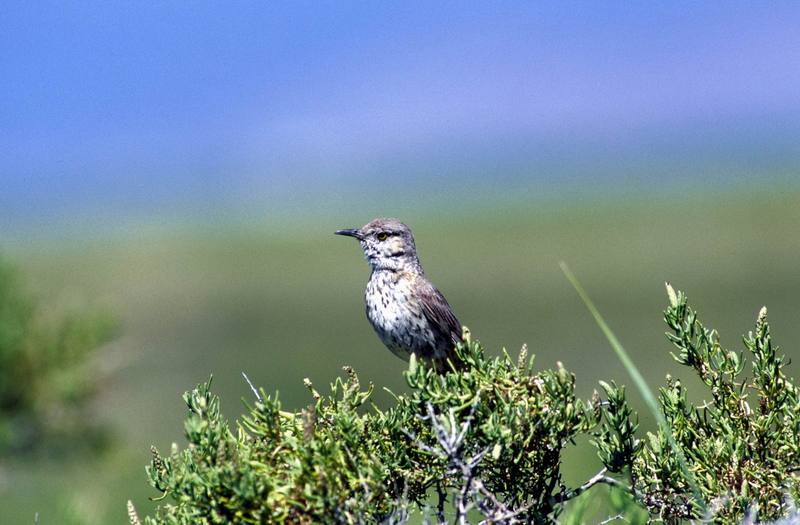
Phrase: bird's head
[{"left": 335, "top": 218, "right": 420, "bottom": 271}]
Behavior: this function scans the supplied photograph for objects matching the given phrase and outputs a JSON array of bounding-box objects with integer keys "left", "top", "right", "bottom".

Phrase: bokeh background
[{"left": 3, "top": 2, "right": 800, "bottom": 522}]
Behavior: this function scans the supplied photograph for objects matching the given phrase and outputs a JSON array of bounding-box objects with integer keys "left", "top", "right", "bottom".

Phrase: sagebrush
[{"left": 135, "top": 287, "right": 800, "bottom": 524}]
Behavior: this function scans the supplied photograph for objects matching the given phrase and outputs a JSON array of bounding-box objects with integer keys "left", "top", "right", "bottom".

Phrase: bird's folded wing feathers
[{"left": 418, "top": 282, "right": 463, "bottom": 344}]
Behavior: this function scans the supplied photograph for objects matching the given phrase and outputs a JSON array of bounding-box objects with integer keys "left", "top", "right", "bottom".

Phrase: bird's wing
[{"left": 418, "top": 280, "right": 463, "bottom": 345}]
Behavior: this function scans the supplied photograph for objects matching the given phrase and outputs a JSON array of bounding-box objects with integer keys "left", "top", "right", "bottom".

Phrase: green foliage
[
  {"left": 401, "top": 334, "right": 602, "bottom": 521},
  {"left": 142, "top": 334, "right": 620, "bottom": 524},
  {"left": 147, "top": 370, "right": 408, "bottom": 524},
  {"left": 562, "top": 262, "right": 707, "bottom": 515},
  {"left": 624, "top": 288, "right": 800, "bottom": 523},
  {"left": 138, "top": 287, "right": 800, "bottom": 524},
  {"left": 593, "top": 381, "right": 640, "bottom": 475},
  {"left": 0, "top": 256, "right": 117, "bottom": 455}
]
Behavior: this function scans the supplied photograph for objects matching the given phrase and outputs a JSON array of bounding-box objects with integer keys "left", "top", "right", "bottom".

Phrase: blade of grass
[{"left": 559, "top": 261, "right": 707, "bottom": 514}]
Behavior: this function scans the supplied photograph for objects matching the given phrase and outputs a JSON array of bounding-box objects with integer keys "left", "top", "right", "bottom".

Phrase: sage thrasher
[{"left": 335, "top": 218, "right": 464, "bottom": 372}]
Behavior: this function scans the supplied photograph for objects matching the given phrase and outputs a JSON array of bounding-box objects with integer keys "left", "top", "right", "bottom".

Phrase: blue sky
[{"left": 2, "top": 2, "right": 799, "bottom": 226}]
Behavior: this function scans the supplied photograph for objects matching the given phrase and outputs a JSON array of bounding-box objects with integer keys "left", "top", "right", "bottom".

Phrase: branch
[
  {"left": 409, "top": 401, "right": 533, "bottom": 524},
  {"left": 559, "top": 468, "right": 631, "bottom": 503},
  {"left": 241, "top": 371, "right": 262, "bottom": 402}
]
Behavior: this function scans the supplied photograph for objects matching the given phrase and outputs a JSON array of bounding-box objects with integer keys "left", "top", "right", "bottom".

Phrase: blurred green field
[{"left": 3, "top": 189, "right": 800, "bottom": 523}]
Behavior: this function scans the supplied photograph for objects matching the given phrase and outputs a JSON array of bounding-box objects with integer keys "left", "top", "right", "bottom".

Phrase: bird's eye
[{"left": 376, "top": 232, "right": 388, "bottom": 241}]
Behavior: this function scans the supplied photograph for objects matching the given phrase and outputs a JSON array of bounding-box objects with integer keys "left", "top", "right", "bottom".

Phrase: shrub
[
  {"left": 140, "top": 332, "right": 625, "bottom": 524},
  {"left": 623, "top": 289, "right": 800, "bottom": 523},
  {"left": 135, "top": 287, "right": 800, "bottom": 524},
  {"left": 0, "top": 256, "right": 117, "bottom": 455}
]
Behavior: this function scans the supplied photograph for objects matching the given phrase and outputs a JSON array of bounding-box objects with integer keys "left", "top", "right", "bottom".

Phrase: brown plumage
[{"left": 335, "top": 218, "right": 464, "bottom": 372}]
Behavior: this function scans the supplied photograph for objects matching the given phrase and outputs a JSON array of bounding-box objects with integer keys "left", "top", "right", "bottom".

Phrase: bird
[{"left": 335, "top": 218, "right": 464, "bottom": 372}]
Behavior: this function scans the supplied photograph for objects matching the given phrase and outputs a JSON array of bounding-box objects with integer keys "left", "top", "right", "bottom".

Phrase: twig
[
  {"left": 436, "top": 482, "right": 447, "bottom": 525},
  {"left": 410, "top": 401, "right": 532, "bottom": 524},
  {"left": 241, "top": 371, "right": 262, "bottom": 402},
  {"left": 563, "top": 468, "right": 628, "bottom": 501}
]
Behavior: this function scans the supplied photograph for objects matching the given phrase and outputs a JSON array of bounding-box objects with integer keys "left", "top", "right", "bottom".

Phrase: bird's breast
[
  {"left": 364, "top": 271, "right": 433, "bottom": 357},
  {"left": 365, "top": 272, "right": 417, "bottom": 330}
]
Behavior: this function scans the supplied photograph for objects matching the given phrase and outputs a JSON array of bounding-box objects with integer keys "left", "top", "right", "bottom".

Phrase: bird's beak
[{"left": 335, "top": 228, "right": 363, "bottom": 240}]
